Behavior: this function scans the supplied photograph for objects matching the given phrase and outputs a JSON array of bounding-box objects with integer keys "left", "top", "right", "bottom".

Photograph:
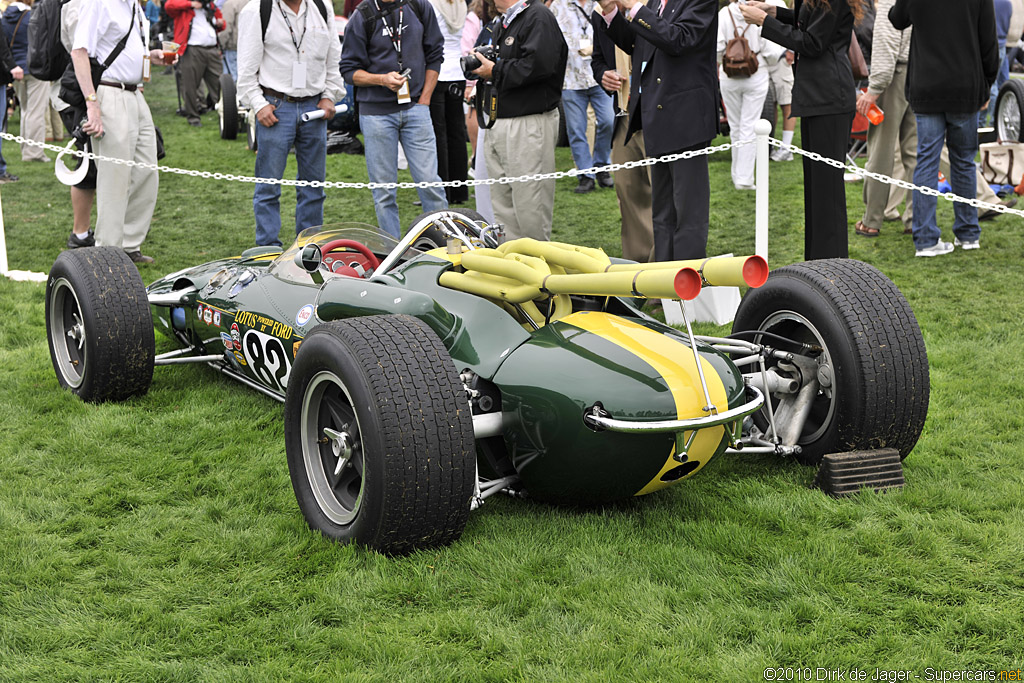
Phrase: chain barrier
[
  {"left": 0, "top": 130, "right": 740, "bottom": 190},
  {"left": 3, "top": 129, "right": 1023, "bottom": 218},
  {"left": 766, "top": 137, "right": 1024, "bottom": 219}
]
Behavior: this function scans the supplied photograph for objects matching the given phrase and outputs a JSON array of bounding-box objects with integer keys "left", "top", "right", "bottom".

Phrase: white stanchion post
[
  {"left": 0, "top": 190, "right": 48, "bottom": 283},
  {"left": 754, "top": 119, "right": 771, "bottom": 260}
]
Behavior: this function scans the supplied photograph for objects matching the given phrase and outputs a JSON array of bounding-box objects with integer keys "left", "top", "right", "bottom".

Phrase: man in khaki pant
[
  {"left": 855, "top": 0, "right": 914, "bottom": 237},
  {"left": 591, "top": 18, "right": 653, "bottom": 262},
  {"left": 71, "top": 0, "right": 176, "bottom": 264},
  {"left": 471, "top": 0, "right": 567, "bottom": 241}
]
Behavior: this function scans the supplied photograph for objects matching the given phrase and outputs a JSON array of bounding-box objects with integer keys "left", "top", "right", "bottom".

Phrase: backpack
[
  {"left": 261, "top": 0, "right": 330, "bottom": 40},
  {"left": 28, "top": 0, "right": 70, "bottom": 81},
  {"left": 722, "top": 10, "right": 758, "bottom": 78}
]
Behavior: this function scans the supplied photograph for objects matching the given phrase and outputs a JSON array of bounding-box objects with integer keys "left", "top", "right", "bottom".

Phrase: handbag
[
  {"left": 980, "top": 142, "right": 1024, "bottom": 186},
  {"left": 848, "top": 30, "right": 868, "bottom": 81}
]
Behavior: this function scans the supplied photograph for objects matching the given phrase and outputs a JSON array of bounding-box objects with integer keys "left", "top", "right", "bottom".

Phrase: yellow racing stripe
[{"left": 562, "top": 311, "right": 729, "bottom": 495}]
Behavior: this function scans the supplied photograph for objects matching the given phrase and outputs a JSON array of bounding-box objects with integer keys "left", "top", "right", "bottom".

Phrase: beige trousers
[
  {"left": 861, "top": 64, "right": 916, "bottom": 231},
  {"left": 484, "top": 108, "right": 559, "bottom": 241},
  {"left": 611, "top": 117, "right": 654, "bottom": 262},
  {"left": 93, "top": 87, "right": 158, "bottom": 251},
  {"left": 13, "top": 75, "right": 50, "bottom": 161}
]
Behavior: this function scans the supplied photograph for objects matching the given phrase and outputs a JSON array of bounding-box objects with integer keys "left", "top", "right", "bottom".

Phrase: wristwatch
[{"left": 86, "top": 92, "right": 98, "bottom": 102}]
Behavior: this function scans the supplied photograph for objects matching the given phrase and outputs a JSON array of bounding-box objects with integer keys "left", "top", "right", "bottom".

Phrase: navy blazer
[{"left": 596, "top": 0, "right": 719, "bottom": 157}]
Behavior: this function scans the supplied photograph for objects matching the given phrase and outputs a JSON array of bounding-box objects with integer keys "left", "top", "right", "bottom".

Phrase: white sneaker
[
  {"left": 915, "top": 240, "right": 955, "bottom": 257},
  {"left": 734, "top": 183, "right": 756, "bottom": 191},
  {"left": 953, "top": 237, "right": 980, "bottom": 250},
  {"left": 770, "top": 147, "right": 793, "bottom": 162}
]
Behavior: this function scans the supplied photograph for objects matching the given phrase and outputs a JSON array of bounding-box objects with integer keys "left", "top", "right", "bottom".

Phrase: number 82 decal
[{"left": 243, "top": 329, "right": 291, "bottom": 392}]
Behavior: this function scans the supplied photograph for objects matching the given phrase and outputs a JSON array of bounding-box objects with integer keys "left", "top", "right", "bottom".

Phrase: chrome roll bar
[{"left": 373, "top": 211, "right": 481, "bottom": 278}]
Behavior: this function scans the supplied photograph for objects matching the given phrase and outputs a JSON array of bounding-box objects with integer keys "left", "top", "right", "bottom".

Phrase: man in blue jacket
[
  {"left": 594, "top": 0, "right": 718, "bottom": 261},
  {"left": 340, "top": 0, "right": 448, "bottom": 239}
]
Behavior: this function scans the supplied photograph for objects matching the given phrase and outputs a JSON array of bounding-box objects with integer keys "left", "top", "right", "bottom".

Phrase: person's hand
[
  {"left": 785, "top": 50, "right": 794, "bottom": 65},
  {"left": 256, "top": 103, "right": 278, "bottom": 127},
  {"left": 601, "top": 70, "right": 624, "bottom": 92},
  {"left": 981, "top": 100, "right": 989, "bottom": 111},
  {"left": 746, "top": 1, "right": 775, "bottom": 15},
  {"left": 317, "top": 98, "right": 335, "bottom": 120},
  {"left": 10, "top": 66, "right": 23, "bottom": 80},
  {"left": 856, "top": 91, "right": 878, "bottom": 117},
  {"left": 82, "top": 100, "right": 104, "bottom": 138},
  {"left": 471, "top": 50, "right": 494, "bottom": 80},
  {"left": 379, "top": 71, "right": 405, "bottom": 92},
  {"left": 596, "top": 0, "right": 618, "bottom": 15},
  {"left": 150, "top": 49, "right": 178, "bottom": 66},
  {"left": 738, "top": 3, "right": 767, "bottom": 25},
  {"left": 464, "top": 83, "right": 475, "bottom": 103},
  {"left": 618, "top": 0, "right": 638, "bottom": 10}
]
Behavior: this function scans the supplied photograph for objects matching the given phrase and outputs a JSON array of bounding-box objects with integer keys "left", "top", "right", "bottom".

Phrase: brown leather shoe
[{"left": 126, "top": 251, "right": 154, "bottom": 264}]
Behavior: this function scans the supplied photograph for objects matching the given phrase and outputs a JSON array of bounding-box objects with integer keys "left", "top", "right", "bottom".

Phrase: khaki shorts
[{"left": 767, "top": 59, "right": 794, "bottom": 107}]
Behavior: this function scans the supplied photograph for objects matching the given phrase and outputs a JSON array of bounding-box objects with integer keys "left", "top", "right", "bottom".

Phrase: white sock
[{"left": 782, "top": 130, "right": 794, "bottom": 147}]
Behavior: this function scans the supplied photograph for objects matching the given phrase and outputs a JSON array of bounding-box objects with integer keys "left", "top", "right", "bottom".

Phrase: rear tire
[
  {"left": 45, "top": 247, "right": 155, "bottom": 402},
  {"left": 284, "top": 315, "right": 476, "bottom": 555},
  {"left": 218, "top": 73, "right": 238, "bottom": 140},
  {"left": 733, "top": 259, "right": 929, "bottom": 465}
]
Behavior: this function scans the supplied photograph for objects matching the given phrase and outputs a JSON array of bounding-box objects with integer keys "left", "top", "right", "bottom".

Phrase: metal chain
[
  {"left": 767, "top": 137, "right": 1024, "bottom": 218},
  {"left": 0, "top": 131, "right": 740, "bottom": 190},
  {"left": 5, "top": 129, "right": 1023, "bottom": 218}
]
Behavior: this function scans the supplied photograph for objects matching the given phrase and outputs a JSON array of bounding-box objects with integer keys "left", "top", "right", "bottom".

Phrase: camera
[{"left": 460, "top": 45, "right": 497, "bottom": 80}]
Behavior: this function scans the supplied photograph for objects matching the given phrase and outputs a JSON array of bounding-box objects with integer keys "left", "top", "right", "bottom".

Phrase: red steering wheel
[{"left": 319, "top": 239, "right": 381, "bottom": 277}]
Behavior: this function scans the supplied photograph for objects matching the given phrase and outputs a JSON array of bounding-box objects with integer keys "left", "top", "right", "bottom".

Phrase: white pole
[
  {"left": 754, "top": 119, "right": 771, "bottom": 260},
  {"left": 0, "top": 189, "right": 48, "bottom": 283}
]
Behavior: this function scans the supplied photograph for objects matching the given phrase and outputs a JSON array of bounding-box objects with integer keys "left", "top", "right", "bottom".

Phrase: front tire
[
  {"left": 45, "top": 247, "right": 155, "bottom": 402},
  {"left": 733, "top": 259, "right": 929, "bottom": 465},
  {"left": 284, "top": 315, "right": 476, "bottom": 555}
]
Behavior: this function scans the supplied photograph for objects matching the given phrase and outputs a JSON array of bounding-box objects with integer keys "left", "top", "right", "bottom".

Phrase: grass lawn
[{"left": 1, "top": 73, "right": 1022, "bottom": 681}]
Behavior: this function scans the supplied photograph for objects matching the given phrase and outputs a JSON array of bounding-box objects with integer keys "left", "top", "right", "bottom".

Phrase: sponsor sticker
[
  {"left": 196, "top": 304, "right": 204, "bottom": 319},
  {"left": 213, "top": 311, "right": 221, "bottom": 326},
  {"left": 296, "top": 304, "right": 314, "bottom": 327},
  {"left": 233, "top": 349, "right": 247, "bottom": 366},
  {"left": 204, "top": 309, "right": 213, "bottom": 325},
  {"left": 221, "top": 332, "right": 233, "bottom": 349},
  {"left": 231, "top": 323, "right": 241, "bottom": 350},
  {"left": 293, "top": 340, "right": 302, "bottom": 357}
]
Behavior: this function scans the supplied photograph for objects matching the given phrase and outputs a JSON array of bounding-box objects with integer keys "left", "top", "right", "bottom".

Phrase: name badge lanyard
[
  {"left": 277, "top": 0, "right": 308, "bottom": 54},
  {"left": 375, "top": 0, "right": 404, "bottom": 70},
  {"left": 278, "top": 0, "right": 309, "bottom": 89}
]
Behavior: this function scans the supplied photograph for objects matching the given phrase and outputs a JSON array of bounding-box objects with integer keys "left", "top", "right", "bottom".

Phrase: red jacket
[{"left": 164, "top": 0, "right": 225, "bottom": 56}]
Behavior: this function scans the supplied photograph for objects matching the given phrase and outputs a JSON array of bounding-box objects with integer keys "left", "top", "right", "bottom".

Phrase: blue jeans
[
  {"left": 222, "top": 49, "right": 237, "bottom": 82},
  {"left": 253, "top": 96, "right": 327, "bottom": 247},
  {"left": 561, "top": 85, "right": 614, "bottom": 178},
  {"left": 359, "top": 105, "right": 448, "bottom": 238},
  {"left": 912, "top": 112, "right": 980, "bottom": 249}
]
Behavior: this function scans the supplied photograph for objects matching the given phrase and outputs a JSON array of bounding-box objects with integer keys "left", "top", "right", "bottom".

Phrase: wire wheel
[{"left": 996, "top": 80, "right": 1024, "bottom": 142}]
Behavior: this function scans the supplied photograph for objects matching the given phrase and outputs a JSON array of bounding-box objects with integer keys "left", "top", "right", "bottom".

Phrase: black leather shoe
[
  {"left": 126, "top": 251, "right": 154, "bottom": 264},
  {"left": 596, "top": 171, "right": 614, "bottom": 188},
  {"left": 66, "top": 231, "right": 95, "bottom": 249},
  {"left": 574, "top": 176, "right": 595, "bottom": 194}
]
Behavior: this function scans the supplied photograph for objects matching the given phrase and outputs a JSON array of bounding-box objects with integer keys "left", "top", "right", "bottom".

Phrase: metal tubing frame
[
  {"left": 584, "top": 386, "right": 764, "bottom": 434},
  {"left": 373, "top": 211, "right": 480, "bottom": 278}
]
